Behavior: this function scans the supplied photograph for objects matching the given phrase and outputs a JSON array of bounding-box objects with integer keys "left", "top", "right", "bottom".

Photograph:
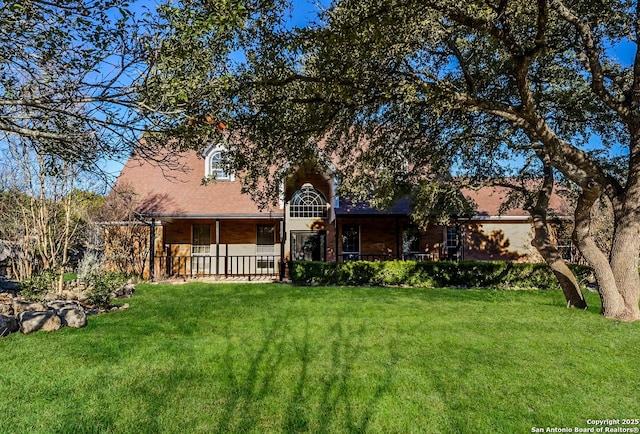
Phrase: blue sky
[
  {"left": 99, "top": 0, "right": 327, "bottom": 183},
  {"left": 100, "top": 0, "right": 634, "bottom": 183}
]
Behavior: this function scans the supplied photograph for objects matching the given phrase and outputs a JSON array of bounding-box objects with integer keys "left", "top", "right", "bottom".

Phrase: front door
[{"left": 291, "top": 231, "right": 326, "bottom": 261}]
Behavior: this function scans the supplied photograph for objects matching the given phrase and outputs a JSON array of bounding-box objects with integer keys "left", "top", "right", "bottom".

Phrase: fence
[{"left": 155, "top": 255, "right": 281, "bottom": 278}]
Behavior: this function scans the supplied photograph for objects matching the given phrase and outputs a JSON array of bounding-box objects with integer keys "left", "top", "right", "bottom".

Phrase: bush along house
[{"left": 107, "top": 145, "right": 573, "bottom": 280}]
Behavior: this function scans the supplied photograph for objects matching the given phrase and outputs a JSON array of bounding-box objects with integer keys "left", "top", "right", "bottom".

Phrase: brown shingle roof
[
  {"left": 114, "top": 150, "right": 283, "bottom": 218},
  {"left": 114, "top": 149, "right": 570, "bottom": 220},
  {"left": 462, "top": 186, "right": 570, "bottom": 218}
]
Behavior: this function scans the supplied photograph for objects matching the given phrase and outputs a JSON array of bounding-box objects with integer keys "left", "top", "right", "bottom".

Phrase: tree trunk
[
  {"left": 607, "top": 210, "right": 640, "bottom": 321},
  {"left": 531, "top": 220, "right": 587, "bottom": 308},
  {"left": 573, "top": 185, "right": 640, "bottom": 321},
  {"left": 528, "top": 162, "right": 587, "bottom": 308}
]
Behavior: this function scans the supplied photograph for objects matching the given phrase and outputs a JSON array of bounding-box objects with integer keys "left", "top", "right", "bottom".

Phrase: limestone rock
[
  {"left": 43, "top": 292, "right": 60, "bottom": 302},
  {"left": 112, "top": 283, "right": 135, "bottom": 299},
  {"left": 12, "top": 299, "right": 32, "bottom": 315},
  {"left": 0, "top": 295, "right": 13, "bottom": 316},
  {"left": 0, "top": 303, "right": 12, "bottom": 316},
  {"left": 49, "top": 301, "right": 87, "bottom": 328},
  {"left": 27, "top": 302, "right": 48, "bottom": 312},
  {"left": 0, "top": 314, "right": 18, "bottom": 337},
  {"left": 19, "top": 310, "right": 62, "bottom": 334}
]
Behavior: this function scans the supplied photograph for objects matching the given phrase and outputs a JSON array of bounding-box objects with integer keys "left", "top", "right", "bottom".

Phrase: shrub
[
  {"left": 83, "top": 271, "right": 128, "bottom": 309},
  {"left": 76, "top": 250, "right": 104, "bottom": 282},
  {"left": 19, "top": 269, "right": 59, "bottom": 301},
  {"left": 289, "top": 260, "right": 593, "bottom": 290}
]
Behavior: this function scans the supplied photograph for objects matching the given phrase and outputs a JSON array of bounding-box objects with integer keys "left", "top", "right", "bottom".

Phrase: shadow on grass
[
  {"left": 215, "top": 313, "right": 290, "bottom": 433},
  {"left": 212, "top": 311, "right": 399, "bottom": 433}
]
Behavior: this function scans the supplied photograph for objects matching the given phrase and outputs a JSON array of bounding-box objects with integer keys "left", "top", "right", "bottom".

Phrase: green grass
[
  {"left": 63, "top": 272, "right": 77, "bottom": 282},
  {"left": 1, "top": 284, "right": 638, "bottom": 433}
]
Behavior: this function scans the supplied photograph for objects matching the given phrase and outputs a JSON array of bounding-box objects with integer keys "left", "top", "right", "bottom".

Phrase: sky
[
  {"left": 98, "top": 0, "right": 327, "bottom": 183},
  {"left": 7, "top": 0, "right": 632, "bottom": 188}
]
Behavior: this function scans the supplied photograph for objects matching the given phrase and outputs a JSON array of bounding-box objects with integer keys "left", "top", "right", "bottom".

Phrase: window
[
  {"left": 446, "top": 227, "right": 459, "bottom": 247},
  {"left": 402, "top": 225, "right": 420, "bottom": 254},
  {"left": 446, "top": 226, "right": 461, "bottom": 260},
  {"left": 257, "top": 225, "right": 274, "bottom": 245},
  {"left": 192, "top": 224, "right": 211, "bottom": 255},
  {"left": 289, "top": 184, "right": 328, "bottom": 218},
  {"left": 341, "top": 224, "right": 360, "bottom": 254},
  {"left": 208, "top": 151, "right": 229, "bottom": 180},
  {"left": 291, "top": 231, "right": 326, "bottom": 261},
  {"left": 256, "top": 225, "right": 275, "bottom": 269}
]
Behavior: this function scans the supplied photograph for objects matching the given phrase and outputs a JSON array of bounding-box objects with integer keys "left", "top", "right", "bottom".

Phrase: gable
[{"left": 113, "top": 150, "right": 281, "bottom": 218}]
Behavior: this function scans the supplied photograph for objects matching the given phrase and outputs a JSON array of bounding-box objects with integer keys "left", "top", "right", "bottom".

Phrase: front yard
[{"left": 0, "top": 283, "right": 638, "bottom": 433}]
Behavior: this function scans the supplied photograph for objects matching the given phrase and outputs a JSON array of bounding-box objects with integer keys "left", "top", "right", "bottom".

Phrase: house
[{"left": 108, "top": 146, "right": 572, "bottom": 279}]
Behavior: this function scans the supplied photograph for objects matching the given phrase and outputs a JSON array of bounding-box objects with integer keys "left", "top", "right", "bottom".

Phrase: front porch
[
  {"left": 148, "top": 217, "right": 284, "bottom": 280},
  {"left": 155, "top": 250, "right": 282, "bottom": 279}
]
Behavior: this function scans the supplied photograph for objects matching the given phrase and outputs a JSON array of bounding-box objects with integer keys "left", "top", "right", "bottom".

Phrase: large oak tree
[{"left": 146, "top": 0, "right": 640, "bottom": 321}]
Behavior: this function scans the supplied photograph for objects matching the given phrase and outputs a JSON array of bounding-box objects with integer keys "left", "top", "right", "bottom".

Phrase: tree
[
  {"left": 492, "top": 158, "right": 587, "bottom": 308},
  {"left": 145, "top": 0, "right": 640, "bottom": 321},
  {"left": 99, "top": 184, "right": 151, "bottom": 277},
  {"left": 0, "top": 134, "right": 104, "bottom": 291},
  {"left": 0, "top": 0, "right": 212, "bottom": 170}
]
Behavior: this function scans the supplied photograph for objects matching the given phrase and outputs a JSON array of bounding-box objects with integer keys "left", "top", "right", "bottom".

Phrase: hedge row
[{"left": 289, "top": 260, "right": 593, "bottom": 290}]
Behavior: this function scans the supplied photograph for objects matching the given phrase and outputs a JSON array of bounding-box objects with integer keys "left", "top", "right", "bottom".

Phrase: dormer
[{"left": 204, "top": 144, "right": 234, "bottom": 181}]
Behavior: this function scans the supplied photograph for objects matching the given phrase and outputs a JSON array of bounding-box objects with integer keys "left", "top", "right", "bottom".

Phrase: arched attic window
[
  {"left": 204, "top": 145, "right": 233, "bottom": 181},
  {"left": 290, "top": 183, "right": 329, "bottom": 218}
]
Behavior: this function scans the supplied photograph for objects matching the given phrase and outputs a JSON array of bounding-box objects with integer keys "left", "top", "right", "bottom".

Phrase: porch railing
[
  {"left": 155, "top": 255, "right": 281, "bottom": 278},
  {"left": 338, "top": 253, "right": 441, "bottom": 262},
  {"left": 337, "top": 254, "right": 394, "bottom": 262}
]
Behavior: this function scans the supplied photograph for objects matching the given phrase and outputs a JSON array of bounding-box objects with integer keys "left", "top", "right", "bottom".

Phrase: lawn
[{"left": 0, "top": 283, "right": 638, "bottom": 433}]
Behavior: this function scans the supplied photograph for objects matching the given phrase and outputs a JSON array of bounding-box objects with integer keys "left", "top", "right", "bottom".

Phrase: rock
[
  {"left": 48, "top": 300, "right": 80, "bottom": 311},
  {"left": 48, "top": 301, "right": 87, "bottom": 328},
  {"left": 0, "top": 276, "right": 18, "bottom": 292},
  {"left": 12, "top": 299, "right": 32, "bottom": 315},
  {"left": 0, "top": 314, "right": 18, "bottom": 337},
  {"left": 19, "top": 310, "right": 62, "bottom": 334},
  {"left": 57, "top": 307, "right": 87, "bottom": 328},
  {"left": 43, "top": 292, "right": 60, "bottom": 302},
  {"left": 12, "top": 298, "right": 49, "bottom": 314},
  {"left": 0, "top": 294, "right": 13, "bottom": 316},
  {"left": 112, "top": 283, "right": 135, "bottom": 299},
  {"left": 0, "top": 303, "right": 13, "bottom": 316},
  {"left": 61, "top": 289, "right": 78, "bottom": 300},
  {"left": 27, "top": 302, "right": 48, "bottom": 312}
]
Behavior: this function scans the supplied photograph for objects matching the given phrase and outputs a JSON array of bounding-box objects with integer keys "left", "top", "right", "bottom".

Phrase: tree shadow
[
  {"left": 216, "top": 313, "right": 290, "bottom": 433},
  {"left": 464, "top": 224, "right": 524, "bottom": 261}
]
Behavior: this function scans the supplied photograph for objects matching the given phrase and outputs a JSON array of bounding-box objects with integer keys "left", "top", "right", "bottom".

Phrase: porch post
[
  {"left": 335, "top": 216, "right": 339, "bottom": 262},
  {"left": 395, "top": 217, "right": 400, "bottom": 260},
  {"left": 279, "top": 218, "right": 286, "bottom": 281},
  {"left": 149, "top": 218, "right": 155, "bottom": 281},
  {"left": 215, "top": 219, "right": 220, "bottom": 275}
]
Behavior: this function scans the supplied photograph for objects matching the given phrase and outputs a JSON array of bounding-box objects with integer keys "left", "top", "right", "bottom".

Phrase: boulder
[
  {"left": 0, "top": 314, "right": 18, "bottom": 337},
  {"left": 19, "top": 310, "right": 62, "bottom": 334},
  {"left": 27, "top": 302, "right": 48, "bottom": 312},
  {"left": 12, "top": 299, "right": 32, "bottom": 315},
  {"left": 61, "top": 289, "right": 79, "bottom": 301},
  {"left": 57, "top": 307, "right": 87, "bottom": 328},
  {"left": 43, "top": 292, "right": 60, "bottom": 302},
  {"left": 0, "top": 303, "right": 12, "bottom": 316},
  {"left": 112, "top": 283, "right": 135, "bottom": 299},
  {"left": 48, "top": 300, "right": 80, "bottom": 311},
  {"left": 49, "top": 301, "right": 87, "bottom": 328},
  {"left": 0, "top": 294, "right": 13, "bottom": 316},
  {"left": 12, "top": 298, "right": 48, "bottom": 314}
]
